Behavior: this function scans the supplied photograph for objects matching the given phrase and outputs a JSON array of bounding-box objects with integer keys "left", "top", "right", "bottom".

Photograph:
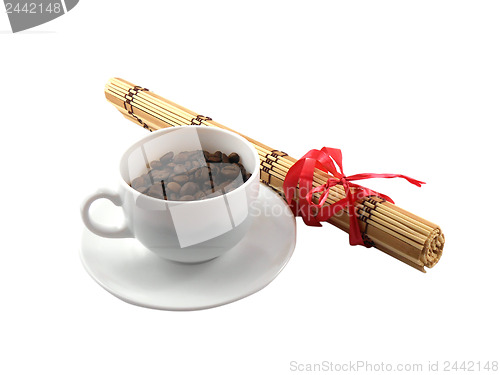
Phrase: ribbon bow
[{"left": 282, "top": 147, "right": 424, "bottom": 247}]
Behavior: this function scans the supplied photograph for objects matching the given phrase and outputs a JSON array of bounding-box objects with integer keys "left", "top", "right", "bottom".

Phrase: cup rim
[{"left": 118, "top": 126, "right": 261, "bottom": 204}]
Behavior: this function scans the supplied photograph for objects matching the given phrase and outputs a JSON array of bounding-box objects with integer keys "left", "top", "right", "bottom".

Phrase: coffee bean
[
  {"left": 135, "top": 186, "right": 149, "bottom": 194},
  {"left": 188, "top": 150, "right": 204, "bottom": 160},
  {"left": 228, "top": 152, "right": 240, "bottom": 163},
  {"left": 174, "top": 152, "right": 190, "bottom": 164},
  {"left": 160, "top": 151, "right": 174, "bottom": 164},
  {"left": 173, "top": 164, "right": 187, "bottom": 175},
  {"left": 194, "top": 191, "right": 206, "bottom": 200},
  {"left": 166, "top": 182, "right": 181, "bottom": 193},
  {"left": 191, "top": 160, "right": 201, "bottom": 169},
  {"left": 131, "top": 176, "right": 146, "bottom": 189},
  {"left": 195, "top": 167, "right": 210, "bottom": 181},
  {"left": 221, "top": 164, "right": 241, "bottom": 179},
  {"left": 180, "top": 181, "right": 199, "bottom": 196},
  {"left": 150, "top": 169, "right": 167, "bottom": 182},
  {"left": 131, "top": 149, "right": 250, "bottom": 201},
  {"left": 155, "top": 169, "right": 171, "bottom": 180},
  {"left": 203, "top": 180, "right": 213, "bottom": 191},
  {"left": 173, "top": 174, "right": 189, "bottom": 184},
  {"left": 148, "top": 183, "right": 165, "bottom": 199},
  {"left": 208, "top": 163, "right": 220, "bottom": 176},
  {"left": 150, "top": 160, "right": 162, "bottom": 169},
  {"left": 207, "top": 151, "right": 222, "bottom": 163}
]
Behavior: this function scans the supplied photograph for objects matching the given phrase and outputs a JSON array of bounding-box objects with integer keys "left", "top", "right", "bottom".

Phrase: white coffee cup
[{"left": 81, "top": 126, "right": 260, "bottom": 263}]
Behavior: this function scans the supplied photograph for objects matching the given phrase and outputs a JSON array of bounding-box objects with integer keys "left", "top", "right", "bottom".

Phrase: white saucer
[{"left": 80, "top": 184, "right": 296, "bottom": 311}]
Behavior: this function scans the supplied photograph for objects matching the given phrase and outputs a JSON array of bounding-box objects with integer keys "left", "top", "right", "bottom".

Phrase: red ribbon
[{"left": 282, "top": 147, "right": 425, "bottom": 247}]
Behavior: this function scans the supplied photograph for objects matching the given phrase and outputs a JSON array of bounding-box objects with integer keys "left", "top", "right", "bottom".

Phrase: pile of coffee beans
[{"left": 130, "top": 150, "right": 252, "bottom": 201}]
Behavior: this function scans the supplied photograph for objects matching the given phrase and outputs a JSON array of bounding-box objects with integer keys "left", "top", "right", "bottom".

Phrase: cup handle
[{"left": 80, "top": 188, "right": 133, "bottom": 238}]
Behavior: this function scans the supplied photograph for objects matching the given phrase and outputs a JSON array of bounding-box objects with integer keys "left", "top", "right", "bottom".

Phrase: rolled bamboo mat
[{"left": 105, "top": 77, "right": 444, "bottom": 272}]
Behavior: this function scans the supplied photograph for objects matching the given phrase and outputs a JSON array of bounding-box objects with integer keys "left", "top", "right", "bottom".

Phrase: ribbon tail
[{"left": 347, "top": 173, "right": 425, "bottom": 187}]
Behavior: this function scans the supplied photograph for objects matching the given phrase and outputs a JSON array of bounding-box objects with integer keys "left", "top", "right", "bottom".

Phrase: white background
[{"left": 1, "top": 1, "right": 499, "bottom": 374}]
